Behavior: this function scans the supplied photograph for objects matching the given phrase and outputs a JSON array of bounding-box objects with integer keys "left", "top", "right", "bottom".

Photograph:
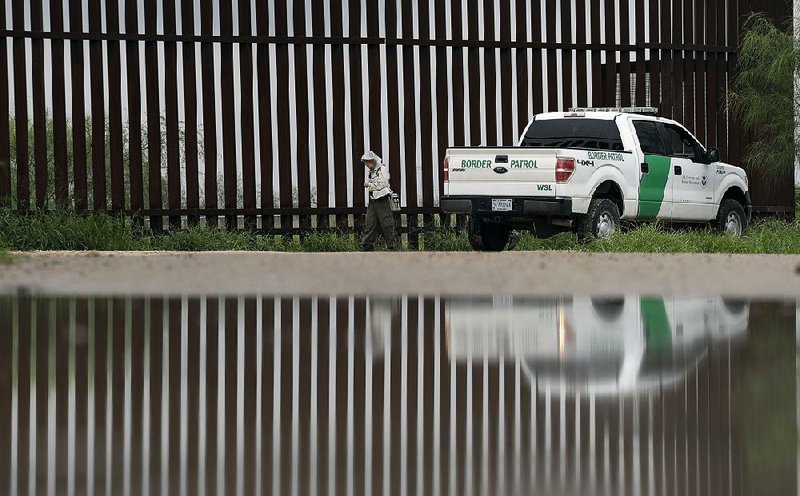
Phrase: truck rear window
[{"left": 521, "top": 119, "right": 624, "bottom": 151}]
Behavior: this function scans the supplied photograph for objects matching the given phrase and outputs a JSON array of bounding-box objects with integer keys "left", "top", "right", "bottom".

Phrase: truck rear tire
[
  {"left": 575, "top": 198, "right": 620, "bottom": 241},
  {"left": 712, "top": 199, "right": 747, "bottom": 236},
  {"left": 468, "top": 216, "right": 510, "bottom": 251}
]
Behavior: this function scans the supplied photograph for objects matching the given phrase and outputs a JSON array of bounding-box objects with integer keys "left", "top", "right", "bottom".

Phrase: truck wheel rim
[
  {"left": 725, "top": 212, "right": 742, "bottom": 236},
  {"left": 597, "top": 212, "right": 617, "bottom": 237}
]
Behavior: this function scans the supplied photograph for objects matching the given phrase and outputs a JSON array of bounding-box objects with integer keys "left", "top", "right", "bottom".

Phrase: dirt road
[{"left": 1, "top": 251, "right": 799, "bottom": 297}]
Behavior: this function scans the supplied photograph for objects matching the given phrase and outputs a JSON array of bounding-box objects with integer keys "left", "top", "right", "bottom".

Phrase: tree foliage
[{"left": 729, "top": 14, "right": 797, "bottom": 179}]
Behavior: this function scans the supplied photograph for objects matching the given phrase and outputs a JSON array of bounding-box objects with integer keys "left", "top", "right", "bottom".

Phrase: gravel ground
[{"left": 1, "top": 251, "right": 800, "bottom": 297}]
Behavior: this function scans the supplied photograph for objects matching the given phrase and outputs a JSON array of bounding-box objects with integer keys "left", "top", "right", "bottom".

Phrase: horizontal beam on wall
[{"left": 0, "top": 30, "right": 737, "bottom": 54}]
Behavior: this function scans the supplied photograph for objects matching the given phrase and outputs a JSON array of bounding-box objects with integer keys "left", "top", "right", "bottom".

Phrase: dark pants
[{"left": 361, "top": 195, "right": 397, "bottom": 250}]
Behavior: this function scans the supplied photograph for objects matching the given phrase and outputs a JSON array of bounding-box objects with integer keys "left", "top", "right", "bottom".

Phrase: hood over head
[{"left": 361, "top": 150, "right": 383, "bottom": 165}]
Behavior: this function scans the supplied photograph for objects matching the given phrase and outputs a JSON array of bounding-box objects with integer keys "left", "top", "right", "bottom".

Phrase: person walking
[{"left": 360, "top": 151, "right": 398, "bottom": 251}]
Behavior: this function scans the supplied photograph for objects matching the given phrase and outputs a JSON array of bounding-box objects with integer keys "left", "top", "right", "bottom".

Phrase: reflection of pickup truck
[
  {"left": 441, "top": 108, "right": 751, "bottom": 250},
  {"left": 444, "top": 295, "right": 748, "bottom": 396}
]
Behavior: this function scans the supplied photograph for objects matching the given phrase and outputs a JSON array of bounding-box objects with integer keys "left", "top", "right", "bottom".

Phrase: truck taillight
[
  {"left": 443, "top": 156, "right": 449, "bottom": 182},
  {"left": 556, "top": 157, "right": 575, "bottom": 183}
]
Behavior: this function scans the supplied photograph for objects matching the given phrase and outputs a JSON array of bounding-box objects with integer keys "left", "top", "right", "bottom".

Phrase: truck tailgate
[{"left": 446, "top": 148, "right": 557, "bottom": 197}]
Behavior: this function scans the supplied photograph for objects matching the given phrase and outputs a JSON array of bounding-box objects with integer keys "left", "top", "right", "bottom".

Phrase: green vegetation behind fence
[{"left": 729, "top": 14, "right": 798, "bottom": 179}]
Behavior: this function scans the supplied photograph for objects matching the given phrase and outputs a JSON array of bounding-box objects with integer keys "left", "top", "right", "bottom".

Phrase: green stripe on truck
[
  {"left": 638, "top": 154, "right": 671, "bottom": 218},
  {"left": 641, "top": 297, "right": 672, "bottom": 350}
]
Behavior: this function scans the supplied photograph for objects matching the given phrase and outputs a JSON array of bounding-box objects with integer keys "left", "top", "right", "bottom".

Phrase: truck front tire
[
  {"left": 575, "top": 198, "right": 620, "bottom": 241},
  {"left": 713, "top": 199, "right": 747, "bottom": 236},
  {"left": 468, "top": 216, "right": 511, "bottom": 251}
]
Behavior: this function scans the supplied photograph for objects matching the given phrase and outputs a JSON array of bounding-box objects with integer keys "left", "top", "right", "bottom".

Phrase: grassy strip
[
  {"left": 0, "top": 210, "right": 362, "bottom": 252},
  {"left": 0, "top": 239, "right": 12, "bottom": 264},
  {"left": 2, "top": 209, "right": 800, "bottom": 254},
  {"left": 418, "top": 221, "right": 800, "bottom": 254}
]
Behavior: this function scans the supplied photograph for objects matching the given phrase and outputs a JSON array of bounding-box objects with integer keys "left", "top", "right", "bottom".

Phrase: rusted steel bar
[
  {"left": 218, "top": 0, "right": 237, "bottom": 230},
  {"left": 546, "top": 0, "right": 559, "bottom": 111},
  {"left": 293, "top": 0, "right": 313, "bottom": 232},
  {"left": 559, "top": 0, "right": 573, "bottom": 110},
  {"left": 255, "top": 0, "right": 275, "bottom": 231},
  {"left": 88, "top": 0, "right": 107, "bottom": 210},
  {"left": 602, "top": 0, "right": 617, "bottom": 106},
  {"left": 144, "top": 0, "right": 162, "bottom": 231},
  {"left": 0, "top": 3, "right": 9, "bottom": 206},
  {"left": 589, "top": 0, "right": 603, "bottom": 106},
  {"left": 30, "top": 0, "right": 48, "bottom": 209},
  {"left": 682, "top": 0, "right": 696, "bottom": 134},
  {"left": 199, "top": 0, "right": 218, "bottom": 228},
  {"left": 532, "top": 0, "right": 545, "bottom": 113},
  {"left": 618, "top": 0, "right": 632, "bottom": 107},
  {"left": 238, "top": 0, "right": 257, "bottom": 230},
  {"left": 274, "top": 0, "right": 294, "bottom": 233},
  {"left": 12, "top": 0, "right": 29, "bottom": 210},
  {"left": 106, "top": 0, "right": 125, "bottom": 213},
  {"left": 660, "top": 0, "right": 674, "bottom": 119},
  {"left": 312, "top": 0, "right": 331, "bottom": 229},
  {"left": 125, "top": 0, "right": 144, "bottom": 222},
  {"left": 672, "top": 0, "right": 685, "bottom": 125},
  {"left": 181, "top": 0, "right": 200, "bottom": 226},
  {"left": 435, "top": 0, "right": 450, "bottom": 213},
  {"left": 575, "top": 0, "right": 588, "bottom": 107},
  {"left": 331, "top": 0, "right": 349, "bottom": 231},
  {"left": 648, "top": 0, "right": 662, "bottom": 110},
  {"left": 348, "top": 0, "right": 366, "bottom": 234},
  {"left": 163, "top": 0, "right": 181, "bottom": 229}
]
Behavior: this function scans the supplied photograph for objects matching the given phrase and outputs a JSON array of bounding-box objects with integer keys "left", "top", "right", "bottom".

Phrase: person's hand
[{"left": 364, "top": 182, "right": 369, "bottom": 188}]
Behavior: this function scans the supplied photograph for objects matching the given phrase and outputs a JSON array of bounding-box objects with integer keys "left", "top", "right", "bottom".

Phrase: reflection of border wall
[
  {"left": 0, "top": 0, "right": 793, "bottom": 242},
  {"left": 0, "top": 296, "right": 795, "bottom": 494}
]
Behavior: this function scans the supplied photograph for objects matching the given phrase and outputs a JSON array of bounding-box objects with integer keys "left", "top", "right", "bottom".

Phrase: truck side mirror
[{"left": 706, "top": 146, "right": 720, "bottom": 163}]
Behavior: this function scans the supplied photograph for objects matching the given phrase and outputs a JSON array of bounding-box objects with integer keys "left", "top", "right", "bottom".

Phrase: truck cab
[{"left": 441, "top": 108, "right": 751, "bottom": 251}]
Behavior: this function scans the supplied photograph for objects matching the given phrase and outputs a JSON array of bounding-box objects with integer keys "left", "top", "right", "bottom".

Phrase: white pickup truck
[
  {"left": 441, "top": 108, "right": 751, "bottom": 251},
  {"left": 444, "top": 294, "right": 748, "bottom": 395}
]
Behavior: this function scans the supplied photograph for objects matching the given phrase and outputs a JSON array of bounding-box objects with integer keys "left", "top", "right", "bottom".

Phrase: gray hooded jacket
[{"left": 362, "top": 151, "right": 391, "bottom": 200}]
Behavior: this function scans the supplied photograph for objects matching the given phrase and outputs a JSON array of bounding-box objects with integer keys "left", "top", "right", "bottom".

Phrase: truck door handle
[
  {"left": 640, "top": 163, "right": 649, "bottom": 173},
  {"left": 495, "top": 155, "right": 508, "bottom": 163},
  {"left": 674, "top": 165, "right": 682, "bottom": 175}
]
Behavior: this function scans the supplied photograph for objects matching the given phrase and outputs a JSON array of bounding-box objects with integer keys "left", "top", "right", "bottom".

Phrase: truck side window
[
  {"left": 632, "top": 121, "right": 667, "bottom": 155},
  {"left": 661, "top": 124, "right": 704, "bottom": 163}
]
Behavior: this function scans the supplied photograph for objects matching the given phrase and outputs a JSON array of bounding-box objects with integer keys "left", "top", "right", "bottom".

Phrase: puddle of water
[{"left": 0, "top": 294, "right": 796, "bottom": 495}]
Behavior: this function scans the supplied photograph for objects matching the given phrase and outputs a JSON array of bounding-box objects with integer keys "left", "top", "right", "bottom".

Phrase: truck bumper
[{"left": 440, "top": 196, "right": 573, "bottom": 216}]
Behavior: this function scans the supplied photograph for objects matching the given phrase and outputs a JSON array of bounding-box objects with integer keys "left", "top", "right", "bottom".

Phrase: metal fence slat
[
  {"left": 30, "top": 0, "right": 48, "bottom": 209},
  {"left": 12, "top": 0, "right": 29, "bottom": 210},
  {"left": 0, "top": 2, "right": 9, "bottom": 206},
  {"left": 88, "top": 0, "right": 107, "bottom": 211},
  {"left": 181, "top": 0, "right": 200, "bottom": 226},
  {"left": 238, "top": 0, "right": 257, "bottom": 230},
  {"left": 199, "top": 0, "right": 218, "bottom": 228},
  {"left": 163, "top": 0, "right": 182, "bottom": 229},
  {"left": 106, "top": 0, "right": 125, "bottom": 214},
  {"left": 124, "top": 0, "right": 144, "bottom": 221},
  {"left": 143, "top": 0, "right": 162, "bottom": 231}
]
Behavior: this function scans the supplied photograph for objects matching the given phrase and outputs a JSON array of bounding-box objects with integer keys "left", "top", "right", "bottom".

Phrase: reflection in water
[
  {"left": 0, "top": 294, "right": 794, "bottom": 495},
  {"left": 445, "top": 296, "right": 749, "bottom": 395}
]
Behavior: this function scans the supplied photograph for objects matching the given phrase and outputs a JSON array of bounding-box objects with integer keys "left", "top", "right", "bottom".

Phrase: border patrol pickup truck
[
  {"left": 444, "top": 294, "right": 748, "bottom": 396},
  {"left": 441, "top": 108, "right": 751, "bottom": 251}
]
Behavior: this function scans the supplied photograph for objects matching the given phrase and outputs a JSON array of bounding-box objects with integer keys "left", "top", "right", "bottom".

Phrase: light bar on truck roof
[{"left": 568, "top": 107, "right": 659, "bottom": 116}]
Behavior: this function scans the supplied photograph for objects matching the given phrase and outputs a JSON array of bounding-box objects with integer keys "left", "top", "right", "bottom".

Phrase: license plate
[{"left": 492, "top": 199, "right": 513, "bottom": 211}]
